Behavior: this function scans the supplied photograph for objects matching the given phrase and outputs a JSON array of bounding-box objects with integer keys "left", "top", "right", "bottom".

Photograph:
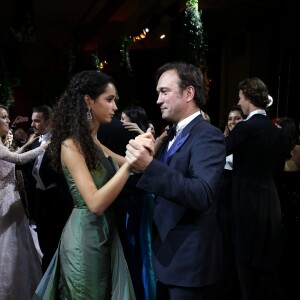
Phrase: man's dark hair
[{"left": 33, "top": 105, "right": 53, "bottom": 120}]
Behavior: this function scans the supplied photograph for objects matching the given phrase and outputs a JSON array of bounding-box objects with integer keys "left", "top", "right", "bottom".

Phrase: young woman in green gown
[{"left": 33, "top": 70, "right": 154, "bottom": 300}]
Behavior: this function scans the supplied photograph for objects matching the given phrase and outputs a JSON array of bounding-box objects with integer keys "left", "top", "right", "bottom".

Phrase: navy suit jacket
[{"left": 137, "top": 115, "right": 226, "bottom": 287}]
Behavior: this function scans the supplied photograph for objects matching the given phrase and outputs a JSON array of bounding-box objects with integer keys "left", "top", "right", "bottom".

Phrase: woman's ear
[{"left": 84, "top": 95, "right": 91, "bottom": 107}]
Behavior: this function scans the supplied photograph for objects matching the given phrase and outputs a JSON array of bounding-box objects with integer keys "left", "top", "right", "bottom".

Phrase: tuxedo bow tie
[{"left": 167, "top": 124, "right": 177, "bottom": 140}]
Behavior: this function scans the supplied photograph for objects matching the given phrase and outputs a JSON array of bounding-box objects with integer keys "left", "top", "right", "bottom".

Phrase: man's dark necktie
[{"left": 167, "top": 124, "right": 176, "bottom": 140}]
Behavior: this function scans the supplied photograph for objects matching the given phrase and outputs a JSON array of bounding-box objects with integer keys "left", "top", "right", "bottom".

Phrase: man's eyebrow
[{"left": 157, "top": 87, "right": 168, "bottom": 91}]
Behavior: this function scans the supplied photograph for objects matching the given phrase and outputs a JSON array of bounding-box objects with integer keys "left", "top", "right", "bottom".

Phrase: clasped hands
[{"left": 125, "top": 132, "right": 155, "bottom": 173}]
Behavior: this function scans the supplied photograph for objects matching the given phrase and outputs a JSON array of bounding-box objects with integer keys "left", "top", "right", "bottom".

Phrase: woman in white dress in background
[{"left": 0, "top": 104, "right": 49, "bottom": 300}]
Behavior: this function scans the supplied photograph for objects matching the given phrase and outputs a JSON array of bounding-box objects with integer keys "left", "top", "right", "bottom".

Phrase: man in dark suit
[
  {"left": 126, "top": 62, "right": 226, "bottom": 299},
  {"left": 25, "top": 105, "right": 73, "bottom": 272},
  {"left": 224, "top": 78, "right": 287, "bottom": 300}
]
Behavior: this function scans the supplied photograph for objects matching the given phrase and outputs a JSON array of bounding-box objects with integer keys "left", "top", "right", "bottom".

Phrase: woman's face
[
  {"left": 120, "top": 112, "right": 131, "bottom": 123},
  {"left": 227, "top": 110, "right": 243, "bottom": 131},
  {"left": 90, "top": 83, "right": 118, "bottom": 124},
  {"left": 148, "top": 122, "right": 155, "bottom": 136},
  {"left": 0, "top": 108, "right": 10, "bottom": 137}
]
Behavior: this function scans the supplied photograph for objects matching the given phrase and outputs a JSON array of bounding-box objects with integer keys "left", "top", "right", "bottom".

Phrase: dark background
[{"left": 0, "top": 0, "right": 298, "bottom": 133}]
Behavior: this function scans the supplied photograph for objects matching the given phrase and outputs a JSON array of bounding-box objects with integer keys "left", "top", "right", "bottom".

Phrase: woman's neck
[{"left": 91, "top": 130, "right": 98, "bottom": 142}]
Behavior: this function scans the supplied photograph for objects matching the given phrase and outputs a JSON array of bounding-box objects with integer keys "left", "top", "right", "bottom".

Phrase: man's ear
[{"left": 186, "top": 86, "right": 195, "bottom": 103}]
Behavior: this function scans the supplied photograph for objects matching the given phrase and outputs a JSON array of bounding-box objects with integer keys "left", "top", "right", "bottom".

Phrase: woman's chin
[{"left": 103, "top": 117, "right": 113, "bottom": 124}]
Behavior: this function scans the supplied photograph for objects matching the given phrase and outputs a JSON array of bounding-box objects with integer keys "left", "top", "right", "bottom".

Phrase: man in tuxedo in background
[
  {"left": 224, "top": 78, "right": 287, "bottom": 299},
  {"left": 126, "top": 62, "right": 226, "bottom": 300},
  {"left": 25, "top": 105, "right": 73, "bottom": 272}
]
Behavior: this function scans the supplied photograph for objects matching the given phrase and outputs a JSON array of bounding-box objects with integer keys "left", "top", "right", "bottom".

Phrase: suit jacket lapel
[
  {"left": 165, "top": 115, "right": 203, "bottom": 165},
  {"left": 165, "top": 132, "right": 190, "bottom": 164}
]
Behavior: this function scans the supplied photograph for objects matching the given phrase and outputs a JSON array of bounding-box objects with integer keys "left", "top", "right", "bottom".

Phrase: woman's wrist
[
  {"left": 156, "top": 136, "right": 166, "bottom": 144},
  {"left": 124, "top": 161, "right": 133, "bottom": 173},
  {"left": 22, "top": 143, "right": 30, "bottom": 150}
]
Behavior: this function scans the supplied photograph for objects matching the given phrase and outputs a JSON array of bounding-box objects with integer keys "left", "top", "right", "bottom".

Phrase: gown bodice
[{"left": 63, "top": 149, "right": 117, "bottom": 208}]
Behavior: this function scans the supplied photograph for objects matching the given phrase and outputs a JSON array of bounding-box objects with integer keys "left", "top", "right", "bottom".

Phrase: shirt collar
[
  {"left": 245, "top": 109, "right": 266, "bottom": 120},
  {"left": 39, "top": 132, "right": 51, "bottom": 142},
  {"left": 176, "top": 111, "right": 200, "bottom": 134}
]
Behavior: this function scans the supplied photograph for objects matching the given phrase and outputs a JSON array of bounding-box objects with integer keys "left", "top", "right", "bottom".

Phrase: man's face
[
  {"left": 31, "top": 112, "right": 51, "bottom": 135},
  {"left": 156, "top": 70, "right": 187, "bottom": 123},
  {"left": 238, "top": 90, "right": 250, "bottom": 116}
]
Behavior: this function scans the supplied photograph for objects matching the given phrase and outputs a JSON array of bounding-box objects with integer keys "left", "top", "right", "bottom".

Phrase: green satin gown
[{"left": 32, "top": 150, "right": 136, "bottom": 300}]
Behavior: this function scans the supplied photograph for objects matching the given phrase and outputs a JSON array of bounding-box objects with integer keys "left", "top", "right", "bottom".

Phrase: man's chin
[
  {"left": 161, "top": 112, "right": 169, "bottom": 120},
  {"left": 161, "top": 114, "right": 171, "bottom": 122}
]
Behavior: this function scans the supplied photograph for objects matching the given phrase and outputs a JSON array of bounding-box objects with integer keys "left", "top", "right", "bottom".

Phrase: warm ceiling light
[
  {"left": 131, "top": 28, "right": 149, "bottom": 42},
  {"left": 99, "top": 61, "right": 108, "bottom": 69},
  {"left": 160, "top": 34, "right": 166, "bottom": 39}
]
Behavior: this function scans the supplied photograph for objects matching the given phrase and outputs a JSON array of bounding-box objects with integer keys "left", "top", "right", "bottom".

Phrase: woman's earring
[{"left": 87, "top": 108, "right": 92, "bottom": 122}]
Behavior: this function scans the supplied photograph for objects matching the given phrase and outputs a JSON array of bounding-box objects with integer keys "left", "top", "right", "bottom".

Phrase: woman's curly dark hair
[{"left": 49, "top": 70, "right": 115, "bottom": 172}]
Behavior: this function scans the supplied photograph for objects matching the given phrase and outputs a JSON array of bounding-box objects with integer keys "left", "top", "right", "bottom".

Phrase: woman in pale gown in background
[{"left": 0, "top": 104, "right": 49, "bottom": 300}]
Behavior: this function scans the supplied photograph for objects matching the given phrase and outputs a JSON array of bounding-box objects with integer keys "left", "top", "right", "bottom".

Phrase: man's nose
[{"left": 156, "top": 95, "right": 162, "bottom": 104}]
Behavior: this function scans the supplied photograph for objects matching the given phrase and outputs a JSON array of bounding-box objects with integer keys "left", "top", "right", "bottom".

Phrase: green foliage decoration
[
  {"left": 0, "top": 54, "right": 14, "bottom": 108},
  {"left": 177, "top": 0, "right": 208, "bottom": 70},
  {"left": 120, "top": 36, "right": 134, "bottom": 76},
  {"left": 92, "top": 54, "right": 101, "bottom": 71}
]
